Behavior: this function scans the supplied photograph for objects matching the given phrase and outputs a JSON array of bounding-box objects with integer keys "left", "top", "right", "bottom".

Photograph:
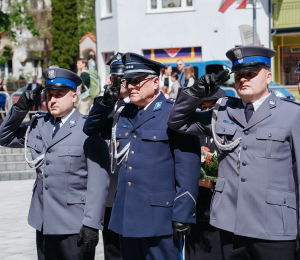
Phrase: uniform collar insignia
[
  {"left": 69, "top": 119, "right": 76, "bottom": 127},
  {"left": 269, "top": 99, "right": 276, "bottom": 106},
  {"left": 48, "top": 69, "right": 56, "bottom": 79},
  {"left": 154, "top": 102, "right": 162, "bottom": 111}
]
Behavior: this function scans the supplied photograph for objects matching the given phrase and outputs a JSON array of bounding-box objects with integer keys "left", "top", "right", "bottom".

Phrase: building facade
[{"left": 95, "top": 0, "right": 271, "bottom": 86}]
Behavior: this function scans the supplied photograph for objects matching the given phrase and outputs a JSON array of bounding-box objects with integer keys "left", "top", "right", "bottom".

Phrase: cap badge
[
  {"left": 154, "top": 102, "right": 162, "bottom": 110},
  {"left": 269, "top": 99, "right": 276, "bottom": 106},
  {"left": 233, "top": 49, "right": 243, "bottom": 60},
  {"left": 238, "top": 58, "right": 243, "bottom": 64},
  {"left": 117, "top": 53, "right": 122, "bottom": 60},
  {"left": 126, "top": 53, "right": 131, "bottom": 62},
  {"left": 69, "top": 119, "right": 76, "bottom": 127},
  {"left": 48, "top": 69, "right": 56, "bottom": 79}
]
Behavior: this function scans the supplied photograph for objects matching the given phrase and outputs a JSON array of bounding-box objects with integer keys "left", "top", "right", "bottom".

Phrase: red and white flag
[
  {"left": 218, "top": 0, "right": 236, "bottom": 13},
  {"left": 237, "top": 0, "right": 248, "bottom": 9}
]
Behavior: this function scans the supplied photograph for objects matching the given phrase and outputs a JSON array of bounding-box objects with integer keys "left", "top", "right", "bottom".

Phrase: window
[
  {"left": 31, "top": 0, "right": 38, "bottom": 10},
  {"left": 148, "top": 0, "right": 194, "bottom": 13},
  {"left": 101, "top": 0, "right": 112, "bottom": 18}
]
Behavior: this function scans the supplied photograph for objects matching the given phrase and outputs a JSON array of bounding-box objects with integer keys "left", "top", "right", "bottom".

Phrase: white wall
[{"left": 96, "top": 0, "right": 270, "bottom": 83}]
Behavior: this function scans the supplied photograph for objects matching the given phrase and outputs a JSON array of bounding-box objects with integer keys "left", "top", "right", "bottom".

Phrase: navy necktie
[
  {"left": 137, "top": 108, "right": 144, "bottom": 118},
  {"left": 52, "top": 117, "right": 61, "bottom": 138},
  {"left": 245, "top": 103, "right": 254, "bottom": 123}
]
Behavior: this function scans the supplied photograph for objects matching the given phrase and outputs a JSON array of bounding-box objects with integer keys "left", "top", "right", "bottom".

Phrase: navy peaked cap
[
  {"left": 106, "top": 52, "right": 125, "bottom": 75},
  {"left": 295, "top": 61, "right": 300, "bottom": 73},
  {"left": 226, "top": 46, "right": 276, "bottom": 73},
  {"left": 122, "top": 52, "right": 165, "bottom": 79},
  {"left": 43, "top": 68, "right": 82, "bottom": 91}
]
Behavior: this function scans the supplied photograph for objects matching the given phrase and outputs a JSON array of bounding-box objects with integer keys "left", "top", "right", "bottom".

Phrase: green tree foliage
[
  {"left": 77, "top": 0, "right": 95, "bottom": 37},
  {"left": 0, "top": 0, "right": 39, "bottom": 42},
  {"left": 0, "top": 45, "right": 13, "bottom": 64},
  {"left": 51, "top": 0, "right": 79, "bottom": 71}
]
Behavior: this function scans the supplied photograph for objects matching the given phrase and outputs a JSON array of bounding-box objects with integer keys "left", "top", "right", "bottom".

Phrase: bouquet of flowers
[{"left": 200, "top": 146, "right": 218, "bottom": 182}]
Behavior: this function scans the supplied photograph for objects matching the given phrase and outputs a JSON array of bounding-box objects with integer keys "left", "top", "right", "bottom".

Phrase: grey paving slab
[{"left": 0, "top": 180, "right": 104, "bottom": 260}]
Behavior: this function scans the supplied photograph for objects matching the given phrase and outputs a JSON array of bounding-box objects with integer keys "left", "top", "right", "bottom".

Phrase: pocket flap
[
  {"left": 58, "top": 146, "right": 82, "bottom": 156},
  {"left": 214, "top": 178, "right": 225, "bottom": 192},
  {"left": 256, "top": 127, "right": 285, "bottom": 142},
  {"left": 149, "top": 190, "right": 175, "bottom": 207},
  {"left": 266, "top": 189, "right": 296, "bottom": 209},
  {"left": 66, "top": 190, "right": 86, "bottom": 204},
  {"left": 215, "top": 122, "right": 237, "bottom": 136},
  {"left": 27, "top": 138, "right": 43, "bottom": 153},
  {"left": 116, "top": 127, "right": 130, "bottom": 139},
  {"left": 142, "top": 130, "right": 168, "bottom": 141}
]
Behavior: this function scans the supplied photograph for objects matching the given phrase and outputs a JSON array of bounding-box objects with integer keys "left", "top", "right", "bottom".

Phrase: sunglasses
[{"left": 121, "top": 77, "right": 156, "bottom": 88}]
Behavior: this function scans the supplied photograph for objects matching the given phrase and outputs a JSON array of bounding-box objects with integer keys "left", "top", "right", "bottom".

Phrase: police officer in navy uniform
[
  {"left": 168, "top": 46, "right": 300, "bottom": 260},
  {"left": 102, "top": 52, "right": 129, "bottom": 260},
  {"left": 83, "top": 52, "right": 201, "bottom": 260},
  {"left": 0, "top": 68, "right": 110, "bottom": 260}
]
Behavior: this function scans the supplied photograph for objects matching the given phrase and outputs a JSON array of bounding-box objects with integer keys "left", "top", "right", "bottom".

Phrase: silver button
[
  {"left": 68, "top": 150, "right": 70, "bottom": 154},
  {"left": 153, "top": 136, "right": 156, "bottom": 140},
  {"left": 133, "top": 135, "right": 137, "bottom": 140},
  {"left": 166, "top": 202, "right": 169, "bottom": 206},
  {"left": 130, "top": 151, "right": 134, "bottom": 155},
  {"left": 193, "top": 213, "right": 195, "bottom": 217},
  {"left": 268, "top": 133, "right": 272, "bottom": 138},
  {"left": 128, "top": 166, "right": 132, "bottom": 171},
  {"left": 127, "top": 182, "right": 131, "bottom": 187},
  {"left": 119, "top": 134, "right": 121, "bottom": 137}
]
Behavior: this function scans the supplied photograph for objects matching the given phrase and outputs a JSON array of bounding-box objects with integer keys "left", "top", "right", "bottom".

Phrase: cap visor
[
  {"left": 295, "top": 67, "right": 300, "bottom": 73},
  {"left": 45, "top": 84, "right": 76, "bottom": 90},
  {"left": 123, "top": 72, "right": 151, "bottom": 79},
  {"left": 231, "top": 64, "right": 266, "bottom": 73}
]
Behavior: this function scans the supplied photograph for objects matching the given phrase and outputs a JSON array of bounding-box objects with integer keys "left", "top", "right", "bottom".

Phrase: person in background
[
  {"left": 159, "top": 64, "right": 173, "bottom": 91},
  {"left": 170, "top": 72, "right": 181, "bottom": 99},
  {"left": 296, "top": 61, "right": 300, "bottom": 94},
  {"left": 77, "top": 58, "right": 92, "bottom": 115},
  {"left": 176, "top": 59, "right": 185, "bottom": 87},
  {"left": 161, "top": 86, "right": 170, "bottom": 99},
  {"left": 27, "top": 76, "right": 41, "bottom": 118},
  {"left": 0, "top": 78, "right": 8, "bottom": 121},
  {"left": 184, "top": 65, "right": 195, "bottom": 88},
  {"left": 185, "top": 88, "right": 226, "bottom": 260}
]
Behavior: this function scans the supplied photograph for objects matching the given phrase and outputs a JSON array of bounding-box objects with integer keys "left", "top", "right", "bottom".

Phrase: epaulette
[
  {"left": 281, "top": 98, "right": 300, "bottom": 105},
  {"left": 35, "top": 111, "right": 49, "bottom": 118},
  {"left": 82, "top": 115, "right": 89, "bottom": 119},
  {"left": 166, "top": 98, "right": 175, "bottom": 104}
]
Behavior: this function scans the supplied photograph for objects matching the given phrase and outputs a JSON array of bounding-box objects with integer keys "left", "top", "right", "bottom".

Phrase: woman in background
[
  {"left": 159, "top": 64, "right": 173, "bottom": 91},
  {"left": 170, "top": 72, "right": 181, "bottom": 99},
  {"left": 184, "top": 65, "right": 195, "bottom": 88}
]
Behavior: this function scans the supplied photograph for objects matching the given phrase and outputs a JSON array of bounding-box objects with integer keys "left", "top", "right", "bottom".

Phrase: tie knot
[
  {"left": 55, "top": 117, "right": 61, "bottom": 123},
  {"left": 246, "top": 103, "right": 254, "bottom": 111}
]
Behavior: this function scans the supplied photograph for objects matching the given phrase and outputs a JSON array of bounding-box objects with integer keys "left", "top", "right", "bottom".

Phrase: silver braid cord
[
  {"left": 110, "top": 106, "right": 131, "bottom": 174},
  {"left": 24, "top": 115, "right": 45, "bottom": 169},
  {"left": 211, "top": 98, "right": 242, "bottom": 171}
]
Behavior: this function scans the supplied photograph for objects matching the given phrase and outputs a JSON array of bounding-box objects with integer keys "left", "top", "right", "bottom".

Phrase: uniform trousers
[
  {"left": 36, "top": 229, "right": 95, "bottom": 260},
  {"left": 219, "top": 229, "right": 296, "bottom": 260},
  {"left": 119, "top": 234, "right": 181, "bottom": 260},
  {"left": 102, "top": 207, "right": 122, "bottom": 260}
]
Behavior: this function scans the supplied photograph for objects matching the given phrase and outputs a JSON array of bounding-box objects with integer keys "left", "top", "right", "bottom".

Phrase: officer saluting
[
  {"left": 83, "top": 53, "right": 201, "bottom": 260},
  {"left": 0, "top": 68, "right": 110, "bottom": 260},
  {"left": 168, "top": 46, "right": 300, "bottom": 260}
]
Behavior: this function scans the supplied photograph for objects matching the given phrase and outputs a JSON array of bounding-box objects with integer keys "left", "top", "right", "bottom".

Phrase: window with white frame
[
  {"left": 148, "top": 0, "right": 194, "bottom": 13},
  {"left": 101, "top": 0, "right": 112, "bottom": 18}
]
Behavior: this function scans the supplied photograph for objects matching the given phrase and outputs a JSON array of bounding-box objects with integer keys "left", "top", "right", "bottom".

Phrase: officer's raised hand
[
  {"left": 15, "top": 84, "right": 44, "bottom": 111},
  {"left": 77, "top": 225, "right": 99, "bottom": 252},
  {"left": 172, "top": 221, "right": 191, "bottom": 240},
  {"left": 101, "top": 75, "right": 121, "bottom": 106},
  {"left": 183, "top": 69, "right": 230, "bottom": 98}
]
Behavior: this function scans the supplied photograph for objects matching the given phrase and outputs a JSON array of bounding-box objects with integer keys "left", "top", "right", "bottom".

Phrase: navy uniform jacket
[
  {"left": 0, "top": 106, "right": 110, "bottom": 235},
  {"left": 83, "top": 92, "right": 201, "bottom": 238},
  {"left": 168, "top": 91, "right": 300, "bottom": 241}
]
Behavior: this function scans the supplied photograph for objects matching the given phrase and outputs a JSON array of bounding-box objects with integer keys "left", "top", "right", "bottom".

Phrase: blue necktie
[
  {"left": 137, "top": 108, "right": 144, "bottom": 118},
  {"left": 245, "top": 103, "right": 254, "bottom": 123},
  {"left": 52, "top": 117, "right": 61, "bottom": 138}
]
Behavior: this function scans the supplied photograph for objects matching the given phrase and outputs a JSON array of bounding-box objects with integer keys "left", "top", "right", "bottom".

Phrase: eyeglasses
[{"left": 121, "top": 77, "right": 156, "bottom": 88}]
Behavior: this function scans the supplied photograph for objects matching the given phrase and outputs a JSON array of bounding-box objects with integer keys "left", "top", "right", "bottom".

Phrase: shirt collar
[
  {"left": 142, "top": 92, "right": 161, "bottom": 111},
  {"left": 55, "top": 108, "right": 76, "bottom": 125},
  {"left": 242, "top": 92, "right": 271, "bottom": 111}
]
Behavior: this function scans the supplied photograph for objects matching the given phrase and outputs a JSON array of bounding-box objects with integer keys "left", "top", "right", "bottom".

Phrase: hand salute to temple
[{"left": 167, "top": 46, "right": 300, "bottom": 260}]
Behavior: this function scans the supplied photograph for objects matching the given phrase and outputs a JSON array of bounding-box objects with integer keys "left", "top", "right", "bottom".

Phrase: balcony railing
[{"left": 273, "top": 2, "right": 300, "bottom": 29}]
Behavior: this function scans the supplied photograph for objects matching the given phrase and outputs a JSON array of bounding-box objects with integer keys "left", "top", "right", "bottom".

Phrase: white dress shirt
[
  {"left": 242, "top": 92, "right": 271, "bottom": 112},
  {"left": 53, "top": 108, "right": 76, "bottom": 133}
]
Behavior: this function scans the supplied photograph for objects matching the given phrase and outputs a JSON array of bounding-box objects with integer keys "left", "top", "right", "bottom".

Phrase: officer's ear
[
  {"left": 153, "top": 76, "right": 159, "bottom": 90},
  {"left": 71, "top": 89, "right": 77, "bottom": 103}
]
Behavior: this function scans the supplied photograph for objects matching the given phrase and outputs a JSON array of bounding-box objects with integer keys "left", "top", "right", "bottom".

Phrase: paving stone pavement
[{"left": 0, "top": 180, "right": 104, "bottom": 260}]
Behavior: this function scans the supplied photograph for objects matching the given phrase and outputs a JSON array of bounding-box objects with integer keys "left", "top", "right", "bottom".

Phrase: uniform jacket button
[
  {"left": 153, "top": 136, "right": 156, "bottom": 140},
  {"left": 45, "top": 185, "right": 49, "bottom": 190},
  {"left": 193, "top": 213, "right": 196, "bottom": 218},
  {"left": 44, "top": 174, "right": 48, "bottom": 178},
  {"left": 268, "top": 133, "right": 272, "bottom": 138},
  {"left": 127, "top": 182, "right": 131, "bottom": 186},
  {"left": 46, "top": 161, "right": 50, "bottom": 165},
  {"left": 166, "top": 202, "right": 169, "bottom": 206},
  {"left": 48, "top": 149, "right": 51, "bottom": 153},
  {"left": 130, "top": 151, "right": 134, "bottom": 155},
  {"left": 133, "top": 135, "right": 137, "bottom": 140},
  {"left": 128, "top": 166, "right": 132, "bottom": 171},
  {"left": 81, "top": 197, "right": 84, "bottom": 202},
  {"left": 241, "top": 177, "right": 246, "bottom": 182},
  {"left": 244, "top": 131, "right": 249, "bottom": 135},
  {"left": 242, "top": 162, "right": 247, "bottom": 166},
  {"left": 243, "top": 146, "right": 247, "bottom": 151}
]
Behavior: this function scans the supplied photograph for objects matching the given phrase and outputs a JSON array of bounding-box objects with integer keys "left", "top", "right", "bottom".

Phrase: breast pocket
[
  {"left": 27, "top": 137, "right": 44, "bottom": 155},
  {"left": 141, "top": 130, "right": 169, "bottom": 158},
  {"left": 215, "top": 122, "right": 238, "bottom": 143},
  {"left": 254, "top": 127, "right": 285, "bottom": 159},
  {"left": 56, "top": 146, "right": 82, "bottom": 172},
  {"left": 116, "top": 127, "right": 130, "bottom": 150}
]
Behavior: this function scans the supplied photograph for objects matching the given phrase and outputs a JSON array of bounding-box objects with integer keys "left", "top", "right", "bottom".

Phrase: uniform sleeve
[
  {"left": 167, "top": 91, "right": 212, "bottom": 136},
  {"left": 82, "top": 135, "right": 110, "bottom": 230},
  {"left": 169, "top": 129, "right": 201, "bottom": 224},
  {"left": 80, "top": 72, "right": 91, "bottom": 89},
  {"left": 0, "top": 105, "right": 28, "bottom": 148},
  {"left": 83, "top": 97, "right": 114, "bottom": 138}
]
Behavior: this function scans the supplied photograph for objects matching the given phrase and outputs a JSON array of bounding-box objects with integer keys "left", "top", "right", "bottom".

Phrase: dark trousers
[
  {"left": 220, "top": 230, "right": 296, "bottom": 260},
  {"left": 119, "top": 234, "right": 181, "bottom": 260},
  {"left": 36, "top": 229, "right": 95, "bottom": 260},
  {"left": 103, "top": 207, "right": 122, "bottom": 260}
]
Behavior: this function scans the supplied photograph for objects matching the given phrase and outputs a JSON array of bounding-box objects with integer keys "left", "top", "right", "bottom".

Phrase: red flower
[
  {"left": 205, "top": 159, "right": 211, "bottom": 164},
  {"left": 201, "top": 146, "right": 210, "bottom": 152},
  {"left": 206, "top": 154, "right": 211, "bottom": 159}
]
